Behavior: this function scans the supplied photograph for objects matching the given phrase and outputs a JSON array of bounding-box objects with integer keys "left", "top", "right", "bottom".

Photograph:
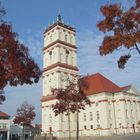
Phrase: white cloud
[
  {"left": 20, "top": 30, "right": 43, "bottom": 68},
  {"left": 77, "top": 28, "right": 140, "bottom": 90}
]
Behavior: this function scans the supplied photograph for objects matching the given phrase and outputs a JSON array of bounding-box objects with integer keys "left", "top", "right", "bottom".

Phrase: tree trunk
[
  {"left": 135, "top": 43, "right": 140, "bottom": 54},
  {"left": 68, "top": 111, "right": 71, "bottom": 140},
  {"left": 76, "top": 110, "right": 79, "bottom": 140}
]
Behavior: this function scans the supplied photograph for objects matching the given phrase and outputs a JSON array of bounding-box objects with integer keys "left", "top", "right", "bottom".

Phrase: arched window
[
  {"left": 59, "top": 52, "right": 63, "bottom": 62},
  {"left": 49, "top": 114, "right": 52, "bottom": 123},
  {"left": 66, "top": 50, "right": 69, "bottom": 64},
  {"left": 49, "top": 51, "right": 52, "bottom": 64},
  {"left": 66, "top": 55, "right": 68, "bottom": 64},
  {"left": 70, "top": 35, "right": 72, "bottom": 43},
  {"left": 59, "top": 31, "right": 62, "bottom": 40},
  {"left": 50, "top": 35, "right": 52, "bottom": 42},
  {"left": 71, "top": 56, "right": 74, "bottom": 65},
  {"left": 65, "top": 34, "right": 68, "bottom": 42},
  {"left": 83, "top": 113, "right": 86, "bottom": 121},
  {"left": 96, "top": 111, "right": 100, "bottom": 123},
  {"left": 90, "top": 112, "right": 93, "bottom": 121}
]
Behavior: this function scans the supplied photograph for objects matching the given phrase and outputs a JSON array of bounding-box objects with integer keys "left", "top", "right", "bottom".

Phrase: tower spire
[{"left": 57, "top": 9, "right": 62, "bottom": 22}]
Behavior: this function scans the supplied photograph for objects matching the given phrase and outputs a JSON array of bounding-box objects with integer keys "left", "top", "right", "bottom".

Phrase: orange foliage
[
  {"left": 97, "top": 0, "right": 140, "bottom": 68},
  {"left": 0, "top": 5, "right": 41, "bottom": 104},
  {"left": 14, "top": 101, "right": 36, "bottom": 125}
]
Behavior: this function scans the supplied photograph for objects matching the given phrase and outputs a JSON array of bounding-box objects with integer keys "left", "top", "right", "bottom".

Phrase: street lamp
[
  {"left": 20, "top": 122, "right": 24, "bottom": 140},
  {"left": 29, "top": 130, "right": 32, "bottom": 140}
]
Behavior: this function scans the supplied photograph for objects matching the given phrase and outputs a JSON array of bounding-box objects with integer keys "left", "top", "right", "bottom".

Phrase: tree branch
[{"left": 135, "top": 43, "right": 140, "bottom": 54}]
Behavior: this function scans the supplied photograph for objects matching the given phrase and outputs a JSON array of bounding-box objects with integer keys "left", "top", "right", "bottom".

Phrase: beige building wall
[
  {"left": 78, "top": 88, "right": 140, "bottom": 136},
  {"left": 42, "top": 16, "right": 140, "bottom": 138}
]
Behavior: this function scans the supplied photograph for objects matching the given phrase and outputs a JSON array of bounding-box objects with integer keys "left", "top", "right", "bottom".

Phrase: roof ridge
[
  {"left": 82, "top": 73, "right": 130, "bottom": 96},
  {"left": 98, "top": 74, "right": 121, "bottom": 89},
  {"left": 0, "top": 111, "right": 10, "bottom": 117},
  {"left": 96, "top": 73, "right": 105, "bottom": 91}
]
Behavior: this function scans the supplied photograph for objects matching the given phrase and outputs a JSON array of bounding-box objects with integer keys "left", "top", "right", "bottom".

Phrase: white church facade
[{"left": 41, "top": 14, "right": 140, "bottom": 138}]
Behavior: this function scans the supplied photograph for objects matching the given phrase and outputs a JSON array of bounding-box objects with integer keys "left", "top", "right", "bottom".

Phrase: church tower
[{"left": 41, "top": 13, "right": 78, "bottom": 137}]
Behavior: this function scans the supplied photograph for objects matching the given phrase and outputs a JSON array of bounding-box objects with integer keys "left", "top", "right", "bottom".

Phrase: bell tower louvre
[{"left": 41, "top": 13, "right": 78, "bottom": 137}]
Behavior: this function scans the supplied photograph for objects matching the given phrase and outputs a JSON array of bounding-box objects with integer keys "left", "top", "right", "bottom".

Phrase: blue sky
[{"left": 1, "top": 0, "right": 140, "bottom": 123}]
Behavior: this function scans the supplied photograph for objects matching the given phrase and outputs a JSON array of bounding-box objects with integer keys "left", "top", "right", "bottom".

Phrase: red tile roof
[
  {"left": 82, "top": 73, "right": 122, "bottom": 95},
  {"left": 0, "top": 111, "right": 10, "bottom": 118},
  {"left": 41, "top": 73, "right": 130, "bottom": 102},
  {"left": 121, "top": 85, "right": 131, "bottom": 91}
]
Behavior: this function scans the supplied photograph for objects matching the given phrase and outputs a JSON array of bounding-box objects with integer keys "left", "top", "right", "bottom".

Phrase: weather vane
[{"left": 57, "top": 8, "right": 62, "bottom": 22}]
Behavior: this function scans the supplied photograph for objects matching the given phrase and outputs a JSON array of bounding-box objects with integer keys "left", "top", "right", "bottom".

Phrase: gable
[{"left": 122, "top": 85, "right": 140, "bottom": 96}]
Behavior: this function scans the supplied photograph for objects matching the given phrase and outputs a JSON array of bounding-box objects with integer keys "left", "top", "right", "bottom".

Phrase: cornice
[
  {"left": 44, "top": 22, "right": 75, "bottom": 34},
  {"left": 43, "top": 40, "right": 77, "bottom": 51},
  {"left": 41, "top": 95, "right": 56, "bottom": 102},
  {"left": 43, "top": 62, "right": 79, "bottom": 72}
]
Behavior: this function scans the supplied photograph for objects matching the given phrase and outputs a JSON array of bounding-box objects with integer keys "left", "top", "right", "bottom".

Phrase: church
[{"left": 41, "top": 13, "right": 140, "bottom": 138}]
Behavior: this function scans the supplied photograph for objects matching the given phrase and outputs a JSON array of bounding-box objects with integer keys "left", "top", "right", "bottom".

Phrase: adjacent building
[
  {"left": 41, "top": 14, "right": 140, "bottom": 138},
  {"left": 10, "top": 117, "right": 41, "bottom": 140},
  {"left": 0, "top": 111, "right": 10, "bottom": 140}
]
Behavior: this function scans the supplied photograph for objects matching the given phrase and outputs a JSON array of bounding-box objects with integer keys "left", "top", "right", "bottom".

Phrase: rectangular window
[
  {"left": 61, "top": 114, "right": 64, "bottom": 122},
  {"left": 96, "top": 111, "right": 100, "bottom": 122},
  {"left": 66, "top": 55, "right": 68, "bottom": 64},
  {"left": 110, "top": 124, "right": 112, "bottom": 128},
  {"left": 109, "top": 110, "right": 111, "bottom": 119},
  {"left": 83, "top": 113, "right": 86, "bottom": 121},
  {"left": 71, "top": 57, "right": 73, "bottom": 65},
  {"left": 84, "top": 125, "right": 87, "bottom": 129},
  {"left": 96, "top": 102, "right": 99, "bottom": 106},
  {"left": 49, "top": 51, "right": 52, "bottom": 64},
  {"left": 70, "top": 36, "right": 72, "bottom": 43},
  {"left": 119, "top": 123, "right": 121, "bottom": 128},
  {"left": 50, "top": 35, "right": 52, "bottom": 42},
  {"left": 49, "top": 114, "right": 52, "bottom": 123},
  {"left": 90, "top": 112, "right": 93, "bottom": 121},
  {"left": 126, "top": 109, "right": 128, "bottom": 118},
  {"left": 3, "top": 123, "right": 7, "bottom": 128},
  {"left": 97, "top": 124, "right": 100, "bottom": 128},
  {"left": 90, "top": 125, "right": 93, "bottom": 129},
  {"left": 65, "top": 34, "right": 68, "bottom": 42},
  {"left": 60, "top": 53, "right": 62, "bottom": 62},
  {"left": 118, "top": 109, "right": 121, "bottom": 117},
  {"left": 131, "top": 110, "right": 133, "bottom": 118}
]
